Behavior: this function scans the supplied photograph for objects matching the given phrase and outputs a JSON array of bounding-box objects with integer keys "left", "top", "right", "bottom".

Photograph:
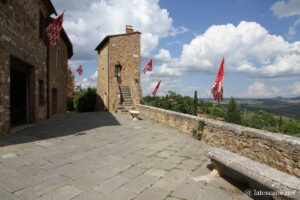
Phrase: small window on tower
[{"left": 114, "top": 63, "right": 122, "bottom": 77}]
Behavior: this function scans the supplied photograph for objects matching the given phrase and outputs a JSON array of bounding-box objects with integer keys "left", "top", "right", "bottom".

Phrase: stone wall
[
  {"left": 0, "top": 44, "right": 10, "bottom": 135},
  {"left": 136, "top": 104, "right": 300, "bottom": 178},
  {"left": 0, "top": 0, "right": 49, "bottom": 135},
  {"left": 0, "top": 0, "right": 71, "bottom": 135},
  {"left": 109, "top": 33, "right": 142, "bottom": 110},
  {"left": 136, "top": 104, "right": 198, "bottom": 135},
  {"left": 96, "top": 43, "right": 109, "bottom": 110},
  {"left": 49, "top": 39, "right": 69, "bottom": 115},
  {"left": 96, "top": 31, "right": 142, "bottom": 111}
]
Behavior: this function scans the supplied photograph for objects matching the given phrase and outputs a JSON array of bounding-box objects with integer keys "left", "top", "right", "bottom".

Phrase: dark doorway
[
  {"left": 10, "top": 69, "right": 28, "bottom": 126},
  {"left": 52, "top": 88, "right": 58, "bottom": 114}
]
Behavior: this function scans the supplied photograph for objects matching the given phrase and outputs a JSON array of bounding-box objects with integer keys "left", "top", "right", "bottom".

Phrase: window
[
  {"left": 39, "top": 80, "right": 45, "bottom": 106},
  {"left": 39, "top": 12, "right": 46, "bottom": 42},
  {"left": 114, "top": 63, "right": 122, "bottom": 77}
]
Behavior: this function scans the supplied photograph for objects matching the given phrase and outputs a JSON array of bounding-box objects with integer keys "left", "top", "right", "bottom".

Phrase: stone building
[
  {"left": 95, "top": 25, "right": 142, "bottom": 112},
  {"left": 0, "top": 0, "right": 73, "bottom": 135}
]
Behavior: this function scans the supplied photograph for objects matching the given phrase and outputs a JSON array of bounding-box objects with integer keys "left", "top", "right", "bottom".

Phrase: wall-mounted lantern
[{"left": 114, "top": 63, "right": 122, "bottom": 77}]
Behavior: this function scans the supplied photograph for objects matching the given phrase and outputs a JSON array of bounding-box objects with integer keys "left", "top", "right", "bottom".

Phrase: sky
[{"left": 51, "top": 0, "right": 300, "bottom": 98}]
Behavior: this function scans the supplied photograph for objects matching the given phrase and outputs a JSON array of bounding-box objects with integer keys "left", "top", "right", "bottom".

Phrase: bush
[
  {"left": 74, "top": 88, "right": 96, "bottom": 112},
  {"left": 207, "top": 105, "right": 225, "bottom": 118},
  {"left": 242, "top": 110, "right": 277, "bottom": 131},
  {"left": 282, "top": 120, "right": 300, "bottom": 135},
  {"left": 67, "top": 99, "right": 75, "bottom": 111}
]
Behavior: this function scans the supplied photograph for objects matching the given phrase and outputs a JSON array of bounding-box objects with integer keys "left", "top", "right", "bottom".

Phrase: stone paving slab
[{"left": 0, "top": 112, "right": 249, "bottom": 200}]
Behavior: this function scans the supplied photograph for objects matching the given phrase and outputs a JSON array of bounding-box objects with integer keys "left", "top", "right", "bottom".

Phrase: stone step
[
  {"left": 123, "top": 99, "right": 133, "bottom": 102},
  {"left": 120, "top": 88, "right": 130, "bottom": 90},
  {"left": 120, "top": 86, "right": 133, "bottom": 109},
  {"left": 122, "top": 96, "right": 132, "bottom": 99},
  {"left": 117, "top": 105, "right": 136, "bottom": 113},
  {"left": 122, "top": 98, "right": 133, "bottom": 103},
  {"left": 123, "top": 104, "right": 134, "bottom": 107},
  {"left": 117, "top": 106, "right": 136, "bottom": 110}
]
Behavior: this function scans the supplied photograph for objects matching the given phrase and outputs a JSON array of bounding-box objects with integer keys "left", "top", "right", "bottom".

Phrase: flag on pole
[
  {"left": 46, "top": 12, "right": 64, "bottom": 45},
  {"left": 76, "top": 64, "right": 83, "bottom": 76},
  {"left": 143, "top": 59, "right": 152, "bottom": 74},
  {"left": 211, "top": 57, "right": 225, "bottom": 102},
  {"left": 152, "top": 80, "right": 161, "bottom": 97}
]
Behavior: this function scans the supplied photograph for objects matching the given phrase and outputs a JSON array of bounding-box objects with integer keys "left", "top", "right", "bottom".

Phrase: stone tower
[{"left": 95, "top": 25, "right": 142, "bottom": 111}]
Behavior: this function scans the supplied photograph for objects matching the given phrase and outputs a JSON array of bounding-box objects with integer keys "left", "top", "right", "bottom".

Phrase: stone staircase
[{"left": 118, "top": 85, "right": 136, "bottom": 113}]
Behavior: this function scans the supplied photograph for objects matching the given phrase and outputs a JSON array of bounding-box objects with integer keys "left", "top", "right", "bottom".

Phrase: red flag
[
  {"left": 46, "top": 12, "right": 64, "bottom": 45},
  {"left": 211, "top": 57, "right": 225, "bottom": 102},
  {"left": 143, "top": 59, "right": 152, "bottom": 74},
  {"left": 76, "top": 64, "right": 83, "bottom": 76},
  {"left": 151, "top": 80, "right": 161, "bottom": 97}
]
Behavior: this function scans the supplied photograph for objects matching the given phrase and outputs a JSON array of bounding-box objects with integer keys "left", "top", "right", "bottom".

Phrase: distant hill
[
  {"left": 204, "top": 96, "right": 300, "bottom": 120},
  {"left": 240, "top": 97, "right": 300, "bottom": 120}
]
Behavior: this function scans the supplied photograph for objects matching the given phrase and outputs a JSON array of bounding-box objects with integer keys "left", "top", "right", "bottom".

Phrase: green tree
[
  {"left": 74, "top": 88, "right": 96, "bottom": 112},
  {"left": 66, "top": 67, "right": 75, "bottom": 111},
  {"left": 193, "top": 91, "right": 198, "bottom": 115},
  {"left": 282, "top": 120, "right": 300, "bottom": 135},
  {"left": 225, "top": 97, "right": 241, "bottom": 124},
  {"left": 279, "top": 116, "right": 283, "bottom": 132}
]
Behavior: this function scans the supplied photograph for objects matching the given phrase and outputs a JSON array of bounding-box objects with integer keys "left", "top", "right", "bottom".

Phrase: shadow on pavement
[{"left": 0, "top": 111, "right": 120, "bottom": 147}]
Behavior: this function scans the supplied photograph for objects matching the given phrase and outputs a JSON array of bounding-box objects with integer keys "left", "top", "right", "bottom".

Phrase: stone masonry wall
[
  {"left": 136, "top": 104, "right": 300, "bottom": 178},
  {"left": 109, "top": 33, "right": 142, "bottom": 111},
  {"left": 97, "top": 43, "right": 109, "bottom": 110},
  {"left": 0, "top": 0, "right": 50, "bottom": 135},
  {"left": 49, "top": 39, "right": 69, "bottom": 115},
  {"left": 0, "top": 45, "right": 10, "bottom": 134}
]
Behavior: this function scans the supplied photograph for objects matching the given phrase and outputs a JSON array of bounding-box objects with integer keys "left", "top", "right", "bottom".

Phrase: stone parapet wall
[
  {"left": 136, "top": 104, "right": 198, "bottom": 135},
  {"left": 136, "top": 104, "right": 300, "bottom": 177}
]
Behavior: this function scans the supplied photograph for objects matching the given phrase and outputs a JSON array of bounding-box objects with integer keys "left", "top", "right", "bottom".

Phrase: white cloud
[
  {"left": 154, "top": 63, "right": 181, "bottom": 77},
  {"left": 288, "top": 18, "right": 300, "bottom": 36},
  {"left": 154, "top": 21, "right": 300, "bottom": 78},
  {"left": 51, "top": 0, "right": 94, "bottom": 12},
  {"left": 169, "top": 26, "right": 189, "bottom": 36},
  {"left": 141, "top": 74, "right": 180, "bottom": 96},
  {"left": 290, "top": 81, "right": 300, "bottom": 95},
  {"left": 247, "top": 81, "right": 281, "bottom": 97},
  {"left": 51, "top": 0, "right": 185, "bottom": 60},
  {"left": 153, "top": 48, "right": 172, "bottom": 62},
  {"left": 78, "top": 70, "right": 98, "bottom": 89},
  {"left": 271, "top": 0, "right": 300, "bottom": 36},
  {"left": 271, "top": 0, "right": 300, "bottom": 18},
  {"left": 141, "top": 33, "right": 159, "bottom": 57},
  {"left": 247, "top": 82, "right": 268, "bottom": 97}
]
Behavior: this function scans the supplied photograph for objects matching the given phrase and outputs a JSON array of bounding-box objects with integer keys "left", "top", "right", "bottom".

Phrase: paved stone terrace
[{"left": 0, "top": 112, "right": 249, "bottom": 200}]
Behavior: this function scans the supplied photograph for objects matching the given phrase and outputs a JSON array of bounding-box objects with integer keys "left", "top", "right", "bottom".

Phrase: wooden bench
[
  {"left": 129, "top": 110, "right": 140, "bottom": 120},
  {"left": 206, "top": 147, "right": 300, "bottom": 200}
]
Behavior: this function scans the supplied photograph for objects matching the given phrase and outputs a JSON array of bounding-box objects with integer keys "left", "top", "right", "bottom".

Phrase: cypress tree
[
  {"left": 193, "top": 91, "right": 198, "bottom": 115},
  {"left": 225, "top": 97, "right": 241, "bottom": 124}
]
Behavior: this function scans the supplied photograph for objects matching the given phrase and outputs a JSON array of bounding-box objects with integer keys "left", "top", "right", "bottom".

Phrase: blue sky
[{"left": 52, "top": 0, "right": 300, "bottom": 98}]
